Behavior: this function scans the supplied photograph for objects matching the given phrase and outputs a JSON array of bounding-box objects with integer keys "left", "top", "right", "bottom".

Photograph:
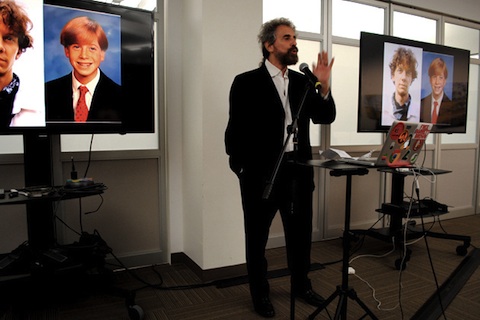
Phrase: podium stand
[{"left": 305, "top": 160, "right": 378, "bottom": 320}]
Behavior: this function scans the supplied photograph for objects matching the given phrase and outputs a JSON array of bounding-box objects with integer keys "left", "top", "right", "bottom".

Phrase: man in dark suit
[
  {"left": 420, "top": 57, "right": 453, "bottom": 125},
  {"left": 45, "top": 16, "right": 122, "bottom": 123},
  {"left": 225, "top": 17, "right": 336, "bottom": 318}
]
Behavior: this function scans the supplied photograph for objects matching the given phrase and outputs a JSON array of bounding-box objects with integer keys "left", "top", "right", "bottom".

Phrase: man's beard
[{"left": 277, "top": 46, "right": 299, "bottom": 66}]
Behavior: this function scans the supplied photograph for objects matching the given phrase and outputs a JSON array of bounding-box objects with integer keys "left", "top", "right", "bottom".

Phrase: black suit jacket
[
  {"left": 420, "top": 93, "right": 452, "bottom": 124},
  {"left": 45, "top": 70, "right": 122, "bottom": 122},
  {"left": 225, "top": 63, "right": 336, "bottom": 179}
]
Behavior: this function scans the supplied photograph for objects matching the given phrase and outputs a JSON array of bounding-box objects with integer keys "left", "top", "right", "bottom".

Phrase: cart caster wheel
[
  {"left": 456, "top": 245, "right": 468, "bottom": 256},
  {"left": 395, "top": 258, "right": 409, "bottom": 270},
  {"left": 127, "top": 305, "right": 144, "bottom": 320}
]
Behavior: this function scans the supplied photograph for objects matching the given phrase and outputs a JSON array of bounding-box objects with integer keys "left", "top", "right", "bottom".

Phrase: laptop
[{"left": 337, "top": 121, "right": 433, "bottom": 167}]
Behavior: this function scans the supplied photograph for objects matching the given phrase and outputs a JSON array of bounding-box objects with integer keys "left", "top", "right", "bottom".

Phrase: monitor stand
[{"left": 23, "top": 133, "right": 62, "bottom": 250}]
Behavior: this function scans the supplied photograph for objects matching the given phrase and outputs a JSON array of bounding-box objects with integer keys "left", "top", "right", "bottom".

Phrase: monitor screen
[
  {"left": 358, "top": 32, "right": 470, "bottom": 133},
  {"left": 2, "top": 0, "right": 154, "bottom": 134}
]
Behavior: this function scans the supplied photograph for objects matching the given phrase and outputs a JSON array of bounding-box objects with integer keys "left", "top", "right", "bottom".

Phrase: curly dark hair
[
  {"left": 258, "top": 17, "right": 296, "bottom": 61},
  {"left": 389, "top": 47, "right": 418, "bottom": 80},
  {"left": 0, "top": 0, "right": 34, "bottom": 52}
]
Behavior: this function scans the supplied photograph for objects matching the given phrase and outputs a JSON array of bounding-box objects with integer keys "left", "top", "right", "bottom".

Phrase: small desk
[
  {"left": 0, "top": 185, "right": 106, "bottom": 274},
  {"left": 0, "top": 184, "right": 144, "bottom": 319}
]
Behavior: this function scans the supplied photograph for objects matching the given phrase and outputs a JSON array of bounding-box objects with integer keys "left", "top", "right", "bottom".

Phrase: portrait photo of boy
[{"left": 44, "top": 5, "right": 122, "bottom": 123}]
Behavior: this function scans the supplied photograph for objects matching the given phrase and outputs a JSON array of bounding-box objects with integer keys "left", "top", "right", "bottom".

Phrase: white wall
[
  {"left": 166, "top": 0, "right": 263, "bottom": 269},
  {"left": 200, "top": 0, "right": 261, "bottom": 268},
  {"left": 182, "top": 0, "right": 205, "bottom": 267},
  {"left": 165, "top": 0, "right": 185, "bottom": 257}
]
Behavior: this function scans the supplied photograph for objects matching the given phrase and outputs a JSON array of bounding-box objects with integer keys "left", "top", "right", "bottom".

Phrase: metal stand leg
[{"left": 309, "top": 170, "right": 378, "bottom": 320}]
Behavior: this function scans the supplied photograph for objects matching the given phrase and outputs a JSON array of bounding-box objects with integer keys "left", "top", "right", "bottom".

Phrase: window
[
  {"left": 442, "top": 23, "right": 480, "bottom": 144},
  {"left": 330, "top": 0, "right": 387, "bottom": 146},
  {"left": 392, "top": 11, "right": 437, "bottom": 43},
  {"left": 332, "top": 0, "right": 385, "bottom": 39},
  {"left": 331, "top": 43, "right": 382, "bottom": 146},
  {"left": 263, "top": 0, "right": 322, "bottom": 34},
  {"left": 445, "top": 23, "right": 479, "bottom": 59}
]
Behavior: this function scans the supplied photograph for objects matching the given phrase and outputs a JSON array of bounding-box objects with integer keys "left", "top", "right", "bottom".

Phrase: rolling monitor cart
[
  {"left": 0, "top": 134, "right": 143, "bottom": 320},
  {"left": 351, "top": 167, "right": 471, "bottom": 270}
]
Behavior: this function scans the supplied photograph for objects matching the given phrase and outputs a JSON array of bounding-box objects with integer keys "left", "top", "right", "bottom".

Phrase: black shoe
[
  {"left": 253, "top": 297, "right": 275, "bottom": 318},
  {"left": 295, "top": 289, "right": 325, "bottom": 307}
]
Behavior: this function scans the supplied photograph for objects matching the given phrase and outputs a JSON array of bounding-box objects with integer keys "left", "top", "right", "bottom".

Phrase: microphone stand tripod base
[{"left": 307, "top": 166, "right": 378, "bottom": 320}]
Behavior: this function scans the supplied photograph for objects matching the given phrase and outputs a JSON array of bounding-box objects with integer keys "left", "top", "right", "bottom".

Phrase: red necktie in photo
[
  {"left": 75, "top": 86, "right": 89, "bottom": 122},
  {"left": 431, "top": 101, "right": 438, "bottom": 124}
]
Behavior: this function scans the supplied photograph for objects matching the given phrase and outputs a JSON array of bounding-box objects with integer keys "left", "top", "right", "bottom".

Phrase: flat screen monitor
[
  {"left": 1, "top": 0, "right": 155, "bottom": 135},
  {"left": 358, "top": 32, "right": 470, "bottom": 133}
]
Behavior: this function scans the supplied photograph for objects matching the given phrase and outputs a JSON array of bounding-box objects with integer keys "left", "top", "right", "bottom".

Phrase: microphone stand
[
  {"left": 262, "top": 80, "right": 313, "bottom": 320},
  {"left": 262, "top": 80, "right": 313, "bottom": 200}
]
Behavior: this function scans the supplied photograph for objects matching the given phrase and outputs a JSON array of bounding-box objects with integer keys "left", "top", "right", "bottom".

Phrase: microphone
[{"left": 299, "top": 63, "right": 320, "bottom": 89}]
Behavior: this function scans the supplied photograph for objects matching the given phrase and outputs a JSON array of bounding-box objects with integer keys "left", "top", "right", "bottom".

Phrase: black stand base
[{"left": 309, "top": 285, "right": 378, "bottom": 320}]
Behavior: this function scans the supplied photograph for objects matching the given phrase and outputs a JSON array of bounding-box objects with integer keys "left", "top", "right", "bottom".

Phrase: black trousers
[{"left": 238, "top": 160, "right": 315, "bottom": 302}]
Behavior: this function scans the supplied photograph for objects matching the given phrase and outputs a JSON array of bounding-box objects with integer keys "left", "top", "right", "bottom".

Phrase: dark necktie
[
  {"left": 75, "top": 86, "right": 89, "bottom": 122},
  {"left": 431, "top": 101, "right": 438, "bottom": 124},
  {"left": 394, "top": 107, "right": 408, "bottom": 120}
]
